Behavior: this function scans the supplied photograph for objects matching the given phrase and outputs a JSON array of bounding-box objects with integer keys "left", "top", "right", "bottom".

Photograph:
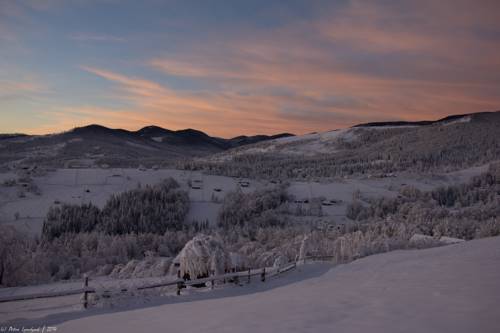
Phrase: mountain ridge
[
  {"left": 1, "top": 110, "right": 498, "bottom": 169},
  {"left": 352, "top": 111, "right": 497, "bottom": 128},
  {"left": 0, "top": 124, "right": 294, "bottom": 168}
]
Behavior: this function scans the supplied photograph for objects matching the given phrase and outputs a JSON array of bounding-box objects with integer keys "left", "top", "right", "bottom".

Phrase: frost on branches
[{"left": 170, "top": 235, "right": 231, "bottom": 279}]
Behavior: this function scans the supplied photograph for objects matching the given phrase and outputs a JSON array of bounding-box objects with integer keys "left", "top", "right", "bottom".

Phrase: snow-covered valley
[{"left": 0, "top": 165, "right": 488, "bottom": 234}]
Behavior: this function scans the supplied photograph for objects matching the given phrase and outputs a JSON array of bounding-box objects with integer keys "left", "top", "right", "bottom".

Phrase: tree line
[
  {"left": 346, "top": 163, "right": 500, "bottom": 240},
  {"left": 42, "top": 178, "right": 190, "bottom": 240}
]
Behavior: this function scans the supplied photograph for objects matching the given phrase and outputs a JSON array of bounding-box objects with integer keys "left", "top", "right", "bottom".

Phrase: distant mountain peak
[
  {"left": 70, "top": 124, "right": 116, "bottom": 134},
  {"left": 175, "top": 128, "right": 210, "bottom": 137},
  {"left": 136, "top": 125, "right": 173, "bottom": 136},
  {"left": 72, "top": 124, "right": 111, "bottom": 131}
]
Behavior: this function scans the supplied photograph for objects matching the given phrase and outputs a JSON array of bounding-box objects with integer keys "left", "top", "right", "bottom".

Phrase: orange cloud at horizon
[{"left": 67, "top": 62, "right": 500, "bottom": 138}]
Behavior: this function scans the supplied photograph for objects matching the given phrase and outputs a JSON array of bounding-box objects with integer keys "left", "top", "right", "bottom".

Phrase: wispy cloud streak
[{"left": 69, "top": 33, "right": 126, "bottom": 42}]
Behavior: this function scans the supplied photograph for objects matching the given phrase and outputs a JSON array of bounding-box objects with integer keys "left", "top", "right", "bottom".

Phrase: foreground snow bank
[{"left": 59, "top": 236, "right": 500, "bottom": 333}]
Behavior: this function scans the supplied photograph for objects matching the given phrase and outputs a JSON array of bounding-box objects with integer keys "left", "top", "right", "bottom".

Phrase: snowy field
[
  {"left": 0, "top": 165, "right": 488, "bottom": 233},
  {"left": 0, "top": 168, "right": 265, "bottom": 233},
  {"left": 2, "top": 236, "right": 499, "bottom": 332}
]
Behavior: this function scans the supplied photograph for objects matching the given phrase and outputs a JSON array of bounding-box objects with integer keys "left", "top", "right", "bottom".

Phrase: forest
[
  {"left": 42, "top": 178, "right": 190, "bottom": 240},
  {"left": 1, "top": 164, "right": 499, "bottom": 287},
  {"left": 346, "top": 163, "right": 500, "bottom": 240}
]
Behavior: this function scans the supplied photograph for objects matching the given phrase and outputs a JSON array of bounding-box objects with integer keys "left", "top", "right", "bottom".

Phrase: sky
[{"left": 1, "top": 0, "right": 500, "bottom": 137}]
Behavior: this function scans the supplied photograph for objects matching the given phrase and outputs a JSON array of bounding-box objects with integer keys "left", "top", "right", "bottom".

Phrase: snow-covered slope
[
  {"left": 211, "top": 128, "right": 356, "bottom": 159},
  {"left": 199, "top": 111, "right": 500, "bottom": 180},
  {"left": 57, "top": 236, "right": 500, "bottom": 333}
]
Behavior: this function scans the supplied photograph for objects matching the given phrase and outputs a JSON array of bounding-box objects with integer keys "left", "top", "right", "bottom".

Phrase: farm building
[
  {"left": 238, "top": 181, "right": 250, "bottom": 188},
  {"left": 190, "top": 179, "right": 203, "bottom": 189}
]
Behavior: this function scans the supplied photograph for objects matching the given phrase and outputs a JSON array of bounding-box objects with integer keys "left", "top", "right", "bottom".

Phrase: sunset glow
[{"left": 1, "top": 0, "right": 499, "bottom": 137}]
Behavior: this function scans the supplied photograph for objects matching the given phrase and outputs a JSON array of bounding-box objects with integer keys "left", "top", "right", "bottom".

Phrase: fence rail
[
  {"left": 0, "top": 288, "right": 95, "bottom": 303},
  {"left": 0, "top": 257, "right": 329, "bottom": 305}
]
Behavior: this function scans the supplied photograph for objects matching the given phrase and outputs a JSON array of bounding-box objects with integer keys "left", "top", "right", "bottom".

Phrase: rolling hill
[
  {"left": 187, "top": 111, "right": 500, "bottom": 179},
  {"left": 0, "top": 125, "right": 293, "bottom": 169}
]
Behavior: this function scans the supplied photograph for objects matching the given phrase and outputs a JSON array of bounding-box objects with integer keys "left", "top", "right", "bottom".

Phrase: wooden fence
[{"left": 0, "top": 259, "right": 314, "bottom": 307}]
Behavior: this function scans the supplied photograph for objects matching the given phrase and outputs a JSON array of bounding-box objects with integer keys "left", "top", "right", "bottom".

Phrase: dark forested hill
[{"left": 0, "top": 125, "right": 293, "bottom": 168}]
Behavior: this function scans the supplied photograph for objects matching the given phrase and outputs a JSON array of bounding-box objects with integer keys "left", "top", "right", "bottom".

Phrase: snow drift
[{"left": 58, "top": 236, "right": 500, "bottom": 333}]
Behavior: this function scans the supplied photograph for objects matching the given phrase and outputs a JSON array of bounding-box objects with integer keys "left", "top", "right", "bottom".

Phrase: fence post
[
  {"left": 261, "top": 267, "right": 266, "bottom": 282},
  {"left": 176, "top": 281, "right": 183, "bottom": 295},
  {"left": 82, "top": 275, "right": 89, "bottom": 309},
  {"left": 247, "top": 269, "right": 251, "bottom": 284},
  {"left": 234, "top": 273, "right": 239, "bottom": 285}
]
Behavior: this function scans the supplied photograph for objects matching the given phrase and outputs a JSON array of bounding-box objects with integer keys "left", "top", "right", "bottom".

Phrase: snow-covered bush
[
  {"left": 109, "top": 257, "right": 171, "bottom": 279},
  {"left": 273, "top": 255, "right": 287, "bottom": 268},
  {"left": 408, "top": 234, "right": 441, "bottom": 249}
]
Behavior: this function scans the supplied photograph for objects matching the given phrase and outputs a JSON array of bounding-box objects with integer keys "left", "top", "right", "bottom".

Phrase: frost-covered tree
[
  {"left": 170, "top": 234, "right": 231, "bottom": 278},
  {"left": 100, "top": 178, "right": 189, "bottom": 234},
  {"left": 42, "top": 178, "right": 190, "bottom": 239},
  {"left": 218, "top": 186, "right": 289, "bottom": 229},
  {"left": 43, "top": 203, "right": 100, "bottom": 240},
  {"left": 0, "top": 226, "right": 32, "bottom": 286}
]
